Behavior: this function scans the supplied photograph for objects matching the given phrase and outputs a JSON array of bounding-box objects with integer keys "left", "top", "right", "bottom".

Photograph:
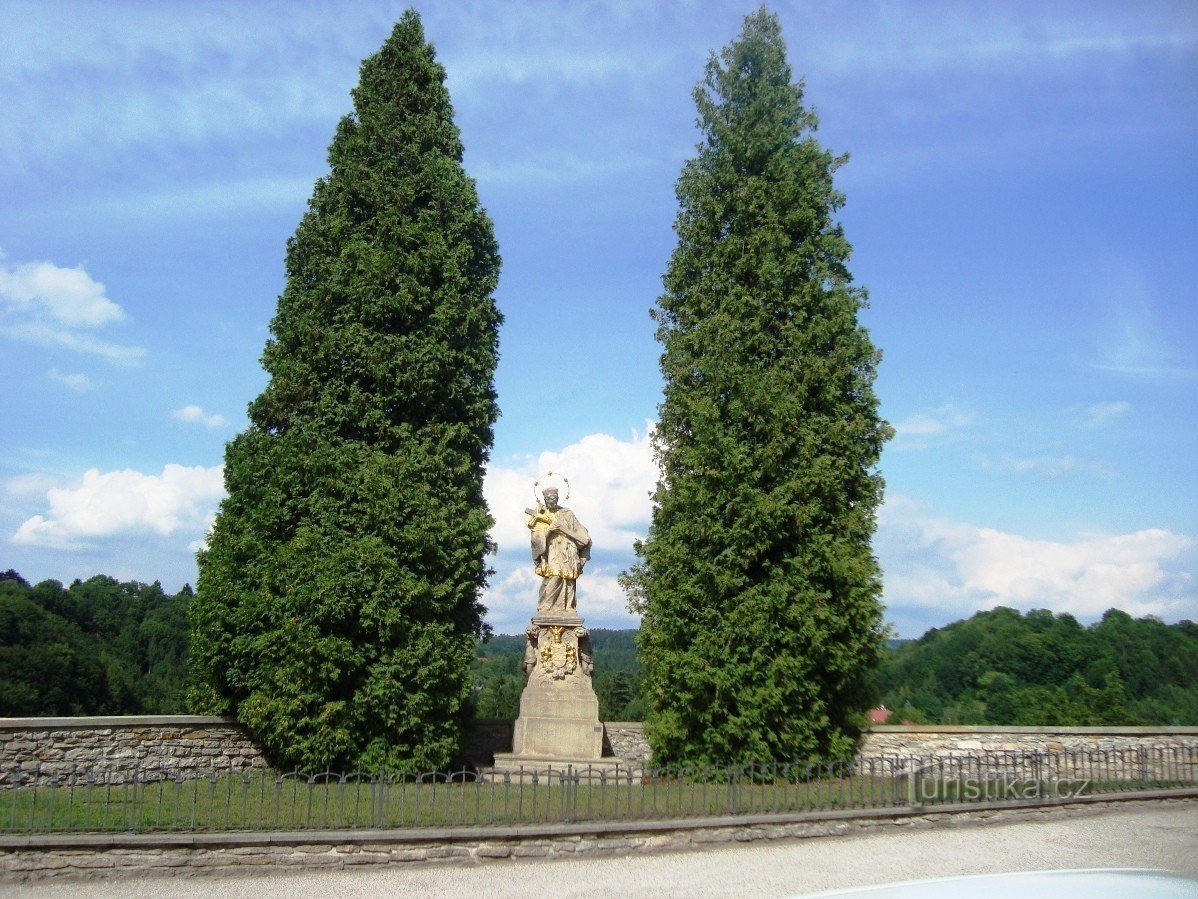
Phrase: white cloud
[
  {"left": 878, "top": 497, "right": 1195, "bottom": 622},
  {"left": 0, "top": 256, "right": 123, "bottom": 327},
  {"left": 481, "top": 425, "right": 1192, "bottom": 631},
  {"left": 482, "top": 426, "right": 657, "bottom": 631},
  {"left": 484, "top": 426, "right": 656, "bottom": 559},
  {"left": 892, "top": 403, "right": 973, "bottom": 447},
  {"left": 171, "top": 405, "right": 229, "bottom": 429},
  {"left": 977, "top": 453, "right": 1117, "bottom": 479},
  {"left": 0, "top": 252, "right": 144, "bottom": 363},
  {"left": 13, "top": 463, "right": 225, "bottom": 550},
  {"left": 48, "top": 368, "right": 93, "bottom": 391},
  {"left": 1080, "top": 400, "right": 1130, "bottom": 428}
]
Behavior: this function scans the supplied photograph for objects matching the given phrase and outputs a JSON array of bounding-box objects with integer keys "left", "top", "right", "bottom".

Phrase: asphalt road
[{"left": 5, "top": 802, "right": 1197, "bottom": 898}]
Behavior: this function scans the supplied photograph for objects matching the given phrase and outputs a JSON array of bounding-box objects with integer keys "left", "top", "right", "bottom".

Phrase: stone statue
[
  {"left": 485, "top": 473, "right": 627, "bottom": 776},
  {"left": 525, "top": 486, "right": 591, "bottom": 614}
]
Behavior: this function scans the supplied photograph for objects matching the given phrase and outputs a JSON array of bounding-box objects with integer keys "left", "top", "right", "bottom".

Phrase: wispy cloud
[
  {"left": 1079, "top": 400, "right": 1130, "bottom": 428},
  {"left": 171, "top": 405, "right": 229, "bottom": 429},
  {"left": 0, "top": 5, "right": 361, "bottom": 168},
  {"left": 4, "top": 471, "right": 61, "bottom": 500},
  {"left": 812, "top": 13, "right": 1197, "bottom": 80},
  {"left": 471, "top": 152, "right": 659, "bottom": 188},
  {"left": 1091, "top": 362, "right": 1198, "bottom": 379},
  {"left": 48, "top": 368, "right": 93, "bottom": 391},
  {"left": 977, "top": 453, "right": 1117, "bottom": 480},
  {"left": 891, "top": 403, "right": 974, "bottom": 448},
  {"left": 108, "top": 176, "right": 316, "bottom": 221},
  {"left": 1088, "top": 264, "right": 1197, "bottom": 379},
  {"left": 7, "top": 321, "right": 145, "bottom": 364},
  {"left": 0, "top": 252, "right": 145, "bottom": 363}
]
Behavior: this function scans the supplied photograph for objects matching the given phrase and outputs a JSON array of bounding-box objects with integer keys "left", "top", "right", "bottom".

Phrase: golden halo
[{"left": 532, "top": 470, "right": 570, "bottom": 505}]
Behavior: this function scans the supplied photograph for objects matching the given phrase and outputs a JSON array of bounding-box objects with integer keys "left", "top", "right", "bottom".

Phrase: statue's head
[{"left": 542, "top": 487, "right": 560, "bottom": 510}]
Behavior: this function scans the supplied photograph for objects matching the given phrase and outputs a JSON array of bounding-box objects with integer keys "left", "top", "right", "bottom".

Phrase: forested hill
[
  {"left": 876, "top": 607, "right": 1198, "bottom": 726},
  {"left": 4, "top": 569, "right": 1196, "bottom": 726},
  {"left": 0, "top": 570, "right": 190, "bottom": 716}
]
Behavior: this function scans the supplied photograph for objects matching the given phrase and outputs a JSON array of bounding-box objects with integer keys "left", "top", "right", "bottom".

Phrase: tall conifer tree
[
  {"left": 189, "top": 10, "right": 501, "bottom": 771},
  {"left": 626, "top": 8, "right": 891, "bottom": 766}
]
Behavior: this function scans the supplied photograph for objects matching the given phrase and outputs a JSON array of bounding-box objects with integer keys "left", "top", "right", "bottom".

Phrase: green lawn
[
  {"left": 3, "top": 767, "right": 1187, "bottom": 834},
  {"left": 1, "top": 771, "right": 901, "bottom": 833}
]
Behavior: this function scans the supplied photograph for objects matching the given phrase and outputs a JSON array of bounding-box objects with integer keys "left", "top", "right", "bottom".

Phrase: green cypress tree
[
  {"left": 189, "top": 10, "right": 501, "bottom": 772},
  {"left": 625, "top": 8, "right": 891, "bottom": 766}
]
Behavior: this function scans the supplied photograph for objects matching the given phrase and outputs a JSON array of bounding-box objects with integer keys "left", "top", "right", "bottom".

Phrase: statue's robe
[{"left": 529, "top": 506, "right": 591, "bottom": 612}]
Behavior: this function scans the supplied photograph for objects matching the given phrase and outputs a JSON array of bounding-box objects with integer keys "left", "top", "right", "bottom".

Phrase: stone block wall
[
  {"left": 3, "top": 717, "right": 1195, "bottom": 786},
  {"left": 861, "top": 725, "right": 1198, "bottom": 759},
  {"left": 595, "top": 724, "right": 1198, "bottom": 769},
  {"left": 603, "top": 722, "right": 651, "bottom": 763},
  {"left": 858, "top": 726, "right": 1198, "bottom": 781},
  {"left": 0, "top": 717, "right": 266, "bottom": 786}
]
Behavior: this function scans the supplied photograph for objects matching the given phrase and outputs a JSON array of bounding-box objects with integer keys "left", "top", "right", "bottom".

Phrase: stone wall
[
  {"left": 861, "top": 725, "right": 1198, "bottom": 759},
  {"left": 0, "top": 717, "right": 265, "bottom": 785},
  {"left": 602, "top": 722, "right": 650, "bottom": 763},
  {"left": 594, "top": 723, "right": 1198, "bottom": 768},
  {"left": 4, "top": 717, "right": 1196, "bottom": 785},
  {"left": 0, "top": 717, "right": 520, "bottom": 784}
]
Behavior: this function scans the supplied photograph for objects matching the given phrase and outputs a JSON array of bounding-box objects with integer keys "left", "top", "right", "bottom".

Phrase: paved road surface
[{"left": 5, "top": 802, "right": 1196, "bottom": 897}]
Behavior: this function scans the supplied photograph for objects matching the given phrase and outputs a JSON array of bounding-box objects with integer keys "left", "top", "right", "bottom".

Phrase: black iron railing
[{"left": 2, "top": 746, "right": 1194, "bottom": 834}]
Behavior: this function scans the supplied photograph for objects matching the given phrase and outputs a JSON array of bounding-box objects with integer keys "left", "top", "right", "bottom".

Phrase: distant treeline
[
  {"left": 875, "top": 606, "right": 1198, "bottom": 726},
  {"left": 0, "top": 570, "right": 190, "bottom": 716},
  {"left": 3, "top": 570, "right": 1196, "bottom": 726}
]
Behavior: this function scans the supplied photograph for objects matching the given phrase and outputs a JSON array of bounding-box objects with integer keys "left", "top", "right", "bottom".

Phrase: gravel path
[{"left": 4, "top": 802, "right": 1196, "bottom": 897}]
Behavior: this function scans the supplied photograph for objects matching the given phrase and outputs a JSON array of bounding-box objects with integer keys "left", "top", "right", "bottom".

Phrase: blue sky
[{"left": 1, "top": 1, "right": 1194, "bottom": 636}]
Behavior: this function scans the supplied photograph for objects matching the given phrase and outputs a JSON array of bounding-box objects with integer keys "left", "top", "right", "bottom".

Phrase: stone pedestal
[{"left": 488, "top": 614, "right": 635, "bottom": 782}]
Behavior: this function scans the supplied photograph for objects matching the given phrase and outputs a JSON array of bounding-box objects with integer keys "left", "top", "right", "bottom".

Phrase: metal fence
[{"left": 2, "top": 746, "right": 1195, "bottom": 834}]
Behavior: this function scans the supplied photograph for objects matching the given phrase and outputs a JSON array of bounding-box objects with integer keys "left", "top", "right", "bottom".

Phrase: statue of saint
[{"left": 526, "top": 486, "right": 591, "bottom": 614}]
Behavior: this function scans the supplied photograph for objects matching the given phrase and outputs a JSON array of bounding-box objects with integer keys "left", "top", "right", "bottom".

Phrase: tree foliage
[
  {"left": 877, "top": 607, "right": 1198, "bottom": 725},
  {"left": 625, "top": 9, "right": 891, "bottom": 765},
  {"left": 0, "top": 571, "right": 190, "bottom": 716},
  {"left": 189, "top": 10, "right": 501, "bottom": 772}
]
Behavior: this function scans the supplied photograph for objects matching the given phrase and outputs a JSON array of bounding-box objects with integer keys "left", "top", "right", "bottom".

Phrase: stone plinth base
[
  {"left": 486, "top": 612, "right": 627, "bottom": 781},
  {"left": 513, "top": 713, "right": 603, "bottom": 758},
  {"left": 486, "top": 753, "right": 640, "bottom": 784},
  {"left": 512, "top": 614, "right": 603, "bottom": 757}
]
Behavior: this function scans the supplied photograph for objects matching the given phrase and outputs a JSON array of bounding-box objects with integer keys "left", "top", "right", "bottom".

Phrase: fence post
[
  {"left": 565, "top": 765, "right": 575, "bottom": 824},
  {"left": 128, "top": 765, "right": 138, "bottom": 833},
  {"left": 909, "top": 758, "right": 923, "bottom": 809}
]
